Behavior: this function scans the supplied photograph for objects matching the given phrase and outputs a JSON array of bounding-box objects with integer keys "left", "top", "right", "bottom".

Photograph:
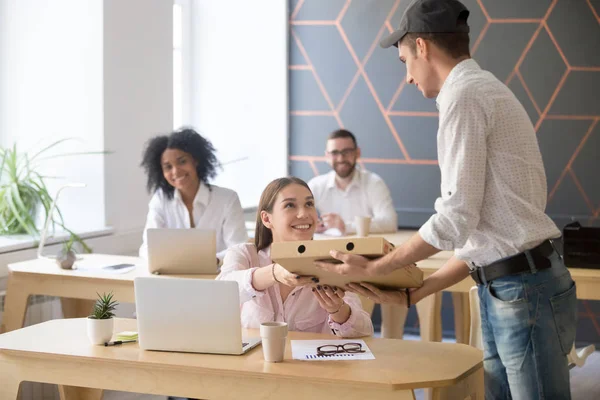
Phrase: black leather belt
[{"left": 470, "top": 239, "right": 558, "bottom": 285}]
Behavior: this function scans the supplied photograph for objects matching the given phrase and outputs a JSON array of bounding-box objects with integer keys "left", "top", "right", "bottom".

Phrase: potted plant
[
  {"left": 56, "top": 233, "right": 78, "bottom": 269},
  {"left": 87, "top": 292, "right": 118, "bottom": 345},
  {"left": 0, "top": 139, "right": 105, "bottom": 250}
]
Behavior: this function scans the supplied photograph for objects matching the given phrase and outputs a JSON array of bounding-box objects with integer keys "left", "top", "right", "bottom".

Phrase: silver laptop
[
  {"left": 147, "top": 228, "right": 217, "bottom": 275},
  {"left": 134, "top": 277, "right": 261, "bottom": 355}
]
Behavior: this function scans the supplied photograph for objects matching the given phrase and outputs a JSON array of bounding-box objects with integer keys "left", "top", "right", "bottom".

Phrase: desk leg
[
  {"left": 416, "top": 292, "right": 443, "bottom": 400},
  {"left": 0, "top": 361, "right": 21, "bottom": 399},
  {"left": 416, "top": 292, "right": 443, "bottom": 342},
  {"left": 431, "top": 364, "right": 484, "bottom": 400},
  {"left": 452, "top": 293, "right": 471, "bottom": 345},
  {"left": 58, "top": 385, "right": 104, "bottom": 400},
  {"left": 381, "top": 304, "right": 408, "bottom": 339},
  {"left": 60, "top": 298, "right": 96, "bottom": 319},
  {"left": 1, "top": 274, "right": 31, "bottom": 333}
]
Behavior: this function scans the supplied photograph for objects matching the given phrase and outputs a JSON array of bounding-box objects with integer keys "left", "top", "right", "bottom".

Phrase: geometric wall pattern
[
  {"left": 289, "top": 0, "right": 600, "bottom": 229},
  {"left": 289, "top": 0, "right": 600, "bottom": 344}
]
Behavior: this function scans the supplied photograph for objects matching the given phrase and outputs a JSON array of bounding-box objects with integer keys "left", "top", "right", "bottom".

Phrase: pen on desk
[{"left": 104, "top": 340, "right": 137, "bottom": 346}]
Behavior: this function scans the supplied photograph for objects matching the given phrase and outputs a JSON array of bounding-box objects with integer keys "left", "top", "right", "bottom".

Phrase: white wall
[
  {"left": 0, "top": 0, "right": 105, "bottom": 232},
  {"left": 0, "top": 0, "right": 173, "bottom": 258},
  {"left": 103, "top": 0, "right": 173, "bottom": 234},
  {"left": 189, "top": 0, "right": 288, "bottom": 208}
]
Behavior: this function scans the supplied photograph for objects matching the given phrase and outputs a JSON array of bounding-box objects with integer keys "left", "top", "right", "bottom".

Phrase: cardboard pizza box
[{"left": 271, "top": 237, "right": 423, "bottom": 289}]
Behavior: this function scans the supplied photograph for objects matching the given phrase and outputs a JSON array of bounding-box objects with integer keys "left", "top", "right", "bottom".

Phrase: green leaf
[
  {"left": 5, "top": 184, "right": 37, "bottom": 235},
  {"left": 90, "top": 291, "right": 119, "bottom": 319},
  {"left": 28, "top": 138, "right": 76, "bottom": 162}
]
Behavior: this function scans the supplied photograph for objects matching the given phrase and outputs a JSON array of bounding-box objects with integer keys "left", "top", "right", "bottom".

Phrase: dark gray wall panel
[
  {"left": 294, "top": 0, "right": 346, "bottom": 21},
  {"left": 508, "top": 77, "right": 540, "bottom": 124},
  {"left": 473, "top": 23, "right": 539, "bottom": 82},
  {"left": 480, "top": 0, "right": 553, "bottom": 19},
  {"left": 520, "top": 28, "right": 568, "bottom": 112},
  {"left": 547, "top": 0, "right": 600, "bottom": 67},
  {"left": 289, "top": 70, "right": 331, "bottom": 111},
  {"left": 390, "top": 116, "right": 438, "bottom": 160},
  {"left": 339, "top": 77, "right": 406, "bottom": 159},
  {"left": 550, "top": 72, "right": 600, "bottom": 115},
  {"left": 537, "top": 119, "right": 589, "bottom": 191},
  {"left": 289, "top": 115, "right": 340, "bottom": 155},
  {"left": 571, "top": 122, "right": 600, "bottom": 208}
]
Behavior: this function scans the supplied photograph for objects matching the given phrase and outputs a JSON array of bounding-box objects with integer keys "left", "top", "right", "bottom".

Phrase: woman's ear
[{"left": 260, "top": 210, "right": 273, "bottom": 229}]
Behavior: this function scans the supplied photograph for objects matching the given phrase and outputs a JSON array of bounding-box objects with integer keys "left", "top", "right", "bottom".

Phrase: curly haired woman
[{"left": 139, "top": 128, "right": 248, "bottom": 262}]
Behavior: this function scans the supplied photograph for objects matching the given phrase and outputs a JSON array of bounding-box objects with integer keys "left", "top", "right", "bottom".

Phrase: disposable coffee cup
[
  {"left": 355, "top": 216, "right": 372, "bottom": 237},
  {"left": 260, "top": 322, "right": 288, "bottom": 362}
]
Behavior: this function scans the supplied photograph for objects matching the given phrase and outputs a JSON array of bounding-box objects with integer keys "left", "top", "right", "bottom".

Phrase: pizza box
[{"left": 271, "top": 237, "right": 423, "bottom": 289}]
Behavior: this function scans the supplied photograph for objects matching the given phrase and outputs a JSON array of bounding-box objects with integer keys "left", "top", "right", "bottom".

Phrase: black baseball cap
[{"left": 380, "top": 0, "right": 470, "bottom": 48}]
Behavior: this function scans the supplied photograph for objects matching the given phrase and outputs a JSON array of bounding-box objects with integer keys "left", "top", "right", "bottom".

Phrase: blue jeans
[{"left": 478, "top": 251, "right": 577, "bottom": 400}]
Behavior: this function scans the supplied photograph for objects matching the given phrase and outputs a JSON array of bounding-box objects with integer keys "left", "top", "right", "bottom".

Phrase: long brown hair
[{"left": 254, "top": 177, "right": 312, "bottom": 251}]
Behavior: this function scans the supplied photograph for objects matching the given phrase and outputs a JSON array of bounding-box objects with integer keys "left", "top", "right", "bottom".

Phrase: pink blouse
[{"left": 216, "top": 243, "right": 374, "bottom": 338}]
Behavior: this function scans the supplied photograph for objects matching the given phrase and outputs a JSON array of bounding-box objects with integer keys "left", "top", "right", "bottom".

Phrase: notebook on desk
[{"left": 134, "top": 277, "right": 261, "bottom": 355}]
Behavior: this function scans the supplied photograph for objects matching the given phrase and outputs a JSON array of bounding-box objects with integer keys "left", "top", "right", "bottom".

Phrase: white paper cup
[
  {"left": 260, "top": 322, "right": 288, "bottom": 362},
  {"left": 355, "top": 216, "right": 372, "bottom": 237}
]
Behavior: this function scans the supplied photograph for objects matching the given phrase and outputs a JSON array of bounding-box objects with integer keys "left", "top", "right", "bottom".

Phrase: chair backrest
[{"left": 468, "top": 286, "right": 483, "bottom": 350}]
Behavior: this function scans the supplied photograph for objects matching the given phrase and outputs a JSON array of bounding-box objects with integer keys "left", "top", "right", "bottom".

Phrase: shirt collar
[
  {"left": 436, "top": 58, "right": 480, "bottom": 110},
  {"left": 325, "top": 167, "right": 362, "bottom": 190},
  {"left": 174, "top": 182, "right": 209, "bottom": 206}
]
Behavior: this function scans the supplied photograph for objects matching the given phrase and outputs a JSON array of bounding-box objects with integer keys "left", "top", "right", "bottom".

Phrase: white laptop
[
  {"left": 147, "top": 228, "right": 217, "bottom": 275},
  {"left": 134, "top": 277, "right": 261, "bottom": 355}
]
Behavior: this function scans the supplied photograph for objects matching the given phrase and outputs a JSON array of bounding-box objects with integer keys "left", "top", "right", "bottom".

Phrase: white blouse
[{"left": 139, "top": 183, "right": 248, "bottom": 260}]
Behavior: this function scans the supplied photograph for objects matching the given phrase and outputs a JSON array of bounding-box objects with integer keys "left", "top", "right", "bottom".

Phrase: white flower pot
[{"left": 87, "top": 317, "right": 114, "bottom": 345}]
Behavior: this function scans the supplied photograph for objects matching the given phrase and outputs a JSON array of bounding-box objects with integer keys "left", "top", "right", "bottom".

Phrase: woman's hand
[
  {"left": 312, "top": 285, "right": 345, "bottom": 313},
  {"left": 273, "top": 263, "right": 317, "bottom": 287},
  {"left": 313, "top": 285, "right": 351, "bottom": 324}
]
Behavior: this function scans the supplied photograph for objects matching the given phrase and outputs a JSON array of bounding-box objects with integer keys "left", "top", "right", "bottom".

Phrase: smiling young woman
[
  {"left": 216, "top": 177, "right": 374, "bottom": 338},
  {"left": 139, "top": 128, "right": 248, "bottom": 262}
]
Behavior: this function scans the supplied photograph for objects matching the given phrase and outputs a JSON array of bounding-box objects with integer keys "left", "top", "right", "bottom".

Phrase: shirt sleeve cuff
[
  {"left": 419, "top": 216, "right": 455, "bottom": 251},
  {"left": 240, "top": 267, "right": 268, "bottom": 303}
]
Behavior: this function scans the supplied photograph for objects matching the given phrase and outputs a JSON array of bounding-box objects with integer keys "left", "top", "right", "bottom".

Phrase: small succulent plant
[
  {"left": 56, "top": 234, "right": 78, "bottom": 269},
  {"left": 89, "top": 292, "right": 118, "bottom": 320}
]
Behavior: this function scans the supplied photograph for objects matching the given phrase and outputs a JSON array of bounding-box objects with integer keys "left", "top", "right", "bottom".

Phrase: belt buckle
[
  {"left": 471, "top": 268, "right": 485, "bottom": 285},
  {"left": 549, "top": 239, "right": 563, "bottom": 260}
]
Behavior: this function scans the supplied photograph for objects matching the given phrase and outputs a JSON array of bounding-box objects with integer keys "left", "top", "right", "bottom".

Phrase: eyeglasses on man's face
[
  {"left": 326, "top": 148, "right": 356, "bottom": 158},
  {"left": 316, "top": 342, "right": 365, "bottom": 355}
]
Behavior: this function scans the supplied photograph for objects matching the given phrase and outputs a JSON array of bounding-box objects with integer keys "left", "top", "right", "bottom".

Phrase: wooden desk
[
  {"left": 0, "top": 318, "right": 484, "bottom": 400},
  {"left": 0, "top": 254, "right": 214, "bottom": 333},
  {"left": 4, "top": 235, "right": 597, "bottom": 347}
]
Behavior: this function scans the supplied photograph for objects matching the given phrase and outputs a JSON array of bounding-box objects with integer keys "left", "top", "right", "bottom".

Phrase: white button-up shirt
[
  {"left": 419, "top": 59, "right": 560, "bottom": 267},
  {"left": 139, "top": 183, "right": 248, "bottom": 260},
  {"left": 308, "top": 168, "right": 398, "bottom": 233}
]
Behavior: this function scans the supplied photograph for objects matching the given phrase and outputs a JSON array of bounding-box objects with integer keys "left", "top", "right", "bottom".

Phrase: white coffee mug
[
  {"left": 260, "top": 322, "right": 288, "bottom": 362},
  {"left": 355, "top": 216, "right": 372, "bottom": 237}
]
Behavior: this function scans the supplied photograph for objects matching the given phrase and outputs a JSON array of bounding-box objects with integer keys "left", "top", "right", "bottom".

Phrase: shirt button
[
  {"left": 252, "top": 295, "right": 256, "bottom": 299},
  {"left": 448, "top": 191, "right": 452, "bottom": 196}
]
